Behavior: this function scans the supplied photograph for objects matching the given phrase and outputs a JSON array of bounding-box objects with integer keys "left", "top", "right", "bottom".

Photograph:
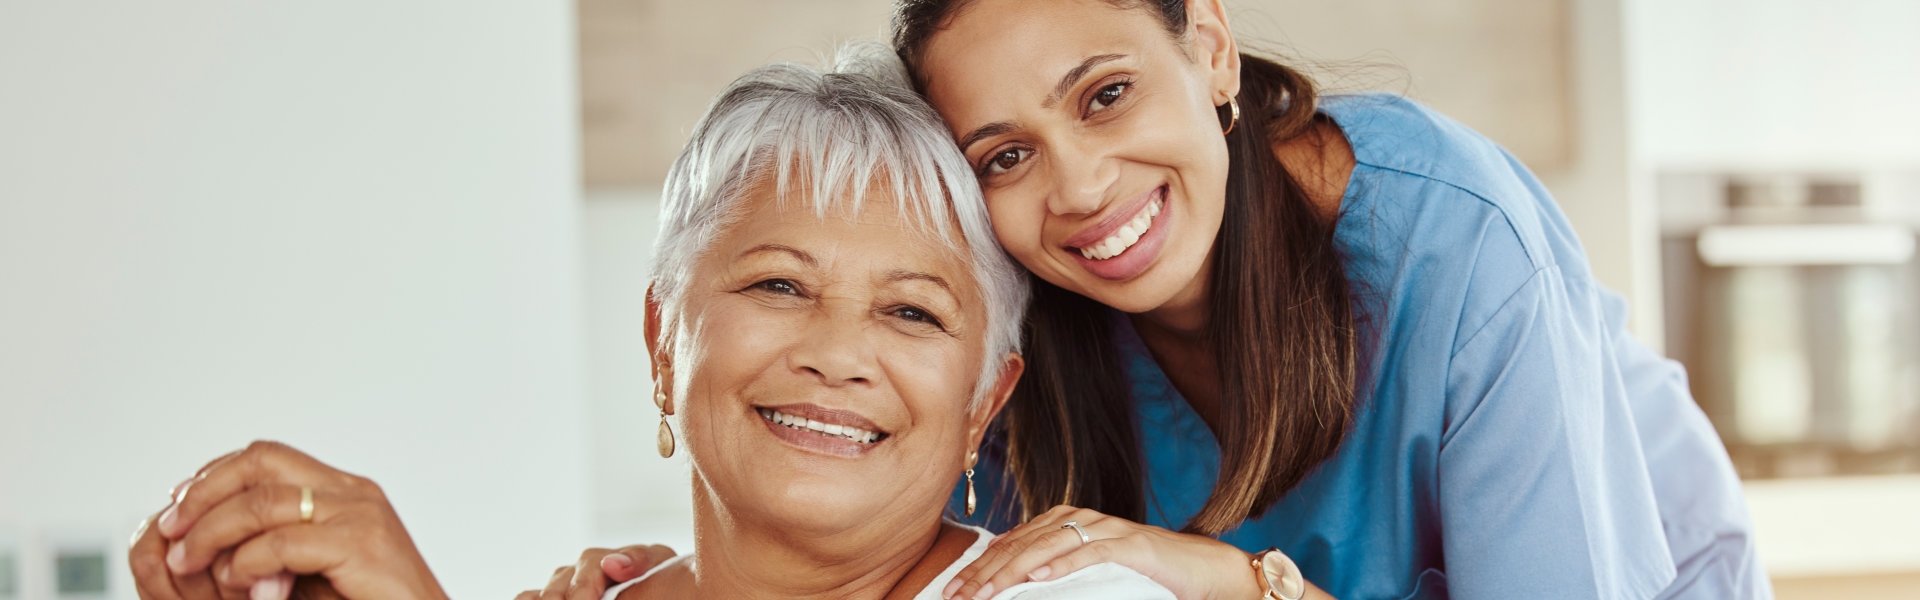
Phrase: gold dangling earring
[
  {"left": 1221, "top": 96, "right": 1241, "bottom": 135},
  {"left": 964, "top": 450, "right": 978, "bottom": 518},
  {"left": 654, "top": 367, "right": 676, "bottom": 459}
]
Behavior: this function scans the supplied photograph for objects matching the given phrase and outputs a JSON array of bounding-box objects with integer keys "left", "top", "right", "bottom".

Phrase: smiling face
[
  {"left": 917, "top": 0, "right": 1241, "bottom": 316},
  {"left": 654, "top": 178, "right": 1018, "bottom": 540}
]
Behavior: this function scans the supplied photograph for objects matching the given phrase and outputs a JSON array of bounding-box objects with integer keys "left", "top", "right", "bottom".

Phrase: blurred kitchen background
[{"left": 2, "top": 0, "right": 1915, "bottom": 598}]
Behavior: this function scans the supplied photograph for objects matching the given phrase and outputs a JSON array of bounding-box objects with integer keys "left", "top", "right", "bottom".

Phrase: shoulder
[
  {"left": 1323, "top": 93, "right": 1558, "bottom": 266},
  {"left": 1321, "top": 95, "right": 1581, "bottom": 353},
  {"left": 1320, "top": 93, "right": 1533, "bottom": 203},
  {"left": 990, "top": 563, "right": 1175, "bottom": 600}
]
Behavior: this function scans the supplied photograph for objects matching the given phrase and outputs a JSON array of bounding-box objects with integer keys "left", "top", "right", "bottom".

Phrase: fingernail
[
  {"left": 942, "top": 578, "right": 963, "bottom": 599},
  {"left": 1027, "top": 566, "right": 1052, "bottom": 581},
  {"left": 170, "top": 478, "right": 193, "bottom": 501},
  {"left": 165, "top": 542, "right": 188, "bottom": 574},
  {"left": 605, "top": 553, "right": 634, "bottom": 570},
  {"left": 129, "top": 518, "right": 150, "bottom": 549},
  {"left": 971, "top": 582, "right": 996, "bottom": 600},
  {"left": 158, "top": 505, "right": 181, "bottom": 536},
  {"left": 250, "top": 574, "right": 288, "bottom": 600}
]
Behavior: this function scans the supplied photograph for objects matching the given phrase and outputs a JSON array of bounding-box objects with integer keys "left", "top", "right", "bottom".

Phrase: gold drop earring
[
  {"left": 654, "top": 365, "right": 676, "bottom": 459},
  {"left": 964, "top": 450, "right": 978, "bottom": 518}
]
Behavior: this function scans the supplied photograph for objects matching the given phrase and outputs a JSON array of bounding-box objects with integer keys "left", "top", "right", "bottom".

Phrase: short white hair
[{"left": 651, "top": 42, "right": 1029, "bottom": 401}]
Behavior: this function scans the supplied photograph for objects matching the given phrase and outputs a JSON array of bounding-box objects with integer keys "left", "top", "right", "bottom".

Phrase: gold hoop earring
[
  {"left": 654, "top": 377, "right": 676, "bottom": 459},
  {"left": 964, "top": 451, "right": 979, "bottom": 518},
  {"left": 1220, "top": 96, "right": 1241, "bottom": 135}
]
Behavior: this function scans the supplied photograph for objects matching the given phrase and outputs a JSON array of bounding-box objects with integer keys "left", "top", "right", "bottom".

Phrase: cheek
[
  {"left": 677, "top": 302, "right": 790, "bottom": 408},
  {"left": 984, "top": 192, "right": 1048, "bottom": 260}
]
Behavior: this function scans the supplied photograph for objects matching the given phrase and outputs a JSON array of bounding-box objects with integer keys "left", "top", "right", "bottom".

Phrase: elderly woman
[{"left": 126, "top": 48, "right": 1174, "bottom": 600}]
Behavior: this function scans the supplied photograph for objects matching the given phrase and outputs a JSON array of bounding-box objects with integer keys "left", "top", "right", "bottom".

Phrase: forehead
[
  {"left": 718, "top": 176, "right": 981, "bottom": 288},
  {"left": 919, "top": 0, "right": 1165, "bottom": 125}
]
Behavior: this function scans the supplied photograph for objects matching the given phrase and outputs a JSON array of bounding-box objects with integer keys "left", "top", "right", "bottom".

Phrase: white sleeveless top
[{"left": 602, "top": 524, "right": 1174, "bottom": 599}]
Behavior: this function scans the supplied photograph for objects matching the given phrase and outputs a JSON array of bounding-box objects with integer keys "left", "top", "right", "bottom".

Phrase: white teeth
[
  {"left": 1077, "top": 197, "right": 1163, "bottom": 261},
  {"left": 758, "top": 408, "right": 884, "bottom": 444}
]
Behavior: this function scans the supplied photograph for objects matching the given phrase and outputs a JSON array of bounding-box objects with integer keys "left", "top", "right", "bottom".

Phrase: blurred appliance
[{"left": 1660, "top": 171, "right": 1920, "bottom": 478}]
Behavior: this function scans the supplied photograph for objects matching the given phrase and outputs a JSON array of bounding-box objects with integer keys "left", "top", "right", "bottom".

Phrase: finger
[
  {"left": 602, "top": 544, "right": 675, "bottom": 583},
  {"left": 131, "top": 513, "right": 187, "bottom": 600},
  {"left": 218, "top": 525, "right": 349, "bottom": 592},
  {"left": 540, "top": 566, "right": 575, "bottom": 600},
  {"left": 948, "top": 510, "right": 1099, "bottom": 600},
  {"left": 170, "top": 484, "right": 326, "bottom": 575},
  {"left": 248, "top": 573, "right": 295, "bottom": 600},
  {"left": 162, "top": 441, "right": 338, "bottom": 540},
  {"left": 209, "top": 553, "right": 250, "bottom": 600},
  {"left": 1023, "top": 537, "right": 1132, "bottom": 584},
  {"left": 984, "top": 504, "right": 1074, "bottom": 550},
  {"left": 956, "top": 527, "right": 1094, "bottom": 600},
  {"left": 173, "top": 567, "right": 224, "bottom": 600},
  {"left": 514, "top": 591, "right": 540, "bottom": 600},
  {"left": 564, "top": 548, "right": 614, "bottom": 600}
]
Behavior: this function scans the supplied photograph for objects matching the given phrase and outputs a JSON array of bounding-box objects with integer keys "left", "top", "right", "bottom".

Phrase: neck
[{"left": 674, "top": 480, "right": 953, "bottom": 600}]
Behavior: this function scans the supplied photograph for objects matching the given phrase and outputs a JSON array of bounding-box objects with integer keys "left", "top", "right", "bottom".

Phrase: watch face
[{"left": 1259, "top": 550, "right": 1306, "bottom": 600}]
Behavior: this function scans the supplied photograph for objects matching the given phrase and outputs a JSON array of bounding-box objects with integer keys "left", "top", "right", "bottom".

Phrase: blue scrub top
[{"left": 952, "top": 94, "right": 1770, "bottom": 599}]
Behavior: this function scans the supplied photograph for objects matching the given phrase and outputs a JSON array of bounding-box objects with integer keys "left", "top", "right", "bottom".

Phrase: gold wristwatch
[{"left": 1251, "top": 548, "right": 1306, "bottom": 600}]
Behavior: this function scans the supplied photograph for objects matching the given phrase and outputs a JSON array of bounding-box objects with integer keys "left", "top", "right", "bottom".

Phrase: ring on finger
[
  {"left": 299, "top": 486, "right": 314, "bottom": 523},
  {"left": 1060, "top": 520, "right": 1090, "bottom": 545}
]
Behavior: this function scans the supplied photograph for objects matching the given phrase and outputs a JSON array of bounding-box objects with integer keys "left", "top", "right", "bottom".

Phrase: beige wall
[{"left": 581, "top": 0, "right": 1572, "bottom": 187}]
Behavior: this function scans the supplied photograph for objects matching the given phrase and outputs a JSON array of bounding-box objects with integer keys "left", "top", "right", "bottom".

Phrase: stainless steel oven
[{"left": 1659, "top": 171, "right": 1920, "bottom": 479}]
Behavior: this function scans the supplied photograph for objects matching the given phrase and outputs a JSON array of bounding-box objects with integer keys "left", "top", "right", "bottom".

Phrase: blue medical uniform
[{"left": 952, "top": 94, "right": 1769, "bottom": 599}]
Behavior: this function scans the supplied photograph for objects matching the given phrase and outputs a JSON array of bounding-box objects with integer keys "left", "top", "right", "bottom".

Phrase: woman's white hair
[{"left": 651, "top": 42, "right": 1029, "bottom": 401}]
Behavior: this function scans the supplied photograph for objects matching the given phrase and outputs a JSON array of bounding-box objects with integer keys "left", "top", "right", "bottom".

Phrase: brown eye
[
  {"left": 982, "top": 147, "right": 1031, "bottom": 175},
  {"left": 749, "top": 279, "right": 801, "bottom": 296},
  {"left": 1089, "top": 82, "right": 1129, "bottom": 112},
  {"left": 891, "top": 305, "right": 945, "bottom": 330}
]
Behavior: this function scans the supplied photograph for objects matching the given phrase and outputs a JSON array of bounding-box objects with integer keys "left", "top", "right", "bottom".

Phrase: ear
[
  {"left": 644, "top": 282, "right": 669, "bottom": 381},
  {"left": 965, "top": 352, "right": 1025, "bottom": 456},
  {"left": 1188, "top": 0, "right": 1241, "bottom": 103}
]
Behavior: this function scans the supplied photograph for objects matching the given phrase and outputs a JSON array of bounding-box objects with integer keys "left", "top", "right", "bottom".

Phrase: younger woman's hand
[
  {"left": 514, "top": 544, "right": 677, "bottom": 600},
  {"left": 147, "top": 441, "right": 447, "bottom": 600},
  {"left": 941, "top": 505, "right": 1263, "bottom": 600}
]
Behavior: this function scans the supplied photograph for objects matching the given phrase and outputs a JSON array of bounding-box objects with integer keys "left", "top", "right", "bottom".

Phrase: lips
[
  {"left": 753, "top": 403, "right": 891, "bottom": 457},
  {"left": 1063, "top": 185, "right": 1166, "bottom": 253},
  {"left": 1063, "top": 185, "right": 1173, "bottom": 281},
  {"left": 757, "top": 406, "right": 888, "bottom": 444}
]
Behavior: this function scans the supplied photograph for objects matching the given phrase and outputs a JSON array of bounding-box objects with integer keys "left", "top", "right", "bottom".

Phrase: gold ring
[{"left": 299, "top": 486, "right": 314, "bottom": 523}]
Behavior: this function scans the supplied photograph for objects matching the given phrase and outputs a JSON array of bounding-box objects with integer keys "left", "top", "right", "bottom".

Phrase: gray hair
[{"left": 651, "top": 42, "right": 1029, "bottom": 402}]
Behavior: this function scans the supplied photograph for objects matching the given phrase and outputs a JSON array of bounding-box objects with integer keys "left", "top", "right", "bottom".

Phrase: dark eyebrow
[
  {"left": 738, "top": 244, "right": 816, "bottom": 268},
  {"left": 1043, "top": 54, "right": 1126, "bottom": 109},
  {"left": 956, "top": 53, "right": 1128, "bottom": 156},
  {"left": 957, "top": 121, "right": 1018, "bottom": 156}
]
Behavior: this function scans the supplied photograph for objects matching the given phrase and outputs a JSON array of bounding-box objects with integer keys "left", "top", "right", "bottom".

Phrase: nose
[
  {"left": 1045, "top": 142, "right": 1115, "bottom": 216},
  {"left": 786, "top": 307, "right": 879, "bottom": 388}
]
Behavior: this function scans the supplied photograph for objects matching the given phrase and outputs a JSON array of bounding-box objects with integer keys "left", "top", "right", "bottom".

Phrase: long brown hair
[{"left": 894, "top": 0, "right": 1359, "bottom": 535}]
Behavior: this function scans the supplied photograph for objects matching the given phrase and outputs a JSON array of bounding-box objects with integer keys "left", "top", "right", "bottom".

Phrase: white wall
[
  {"left": 0, "top": 2, "right": 588, "bottom": 599},
  {"left": 1626, "top": 0, "right": 1920, "bottom": 169},
  {"left": 580, "top": 190, "right": 695, "bottom": 553}
]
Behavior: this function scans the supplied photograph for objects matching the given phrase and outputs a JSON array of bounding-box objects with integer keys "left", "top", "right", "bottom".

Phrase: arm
[{"left": 1438, "top": 266, "right": 1677, "bottom": 598}]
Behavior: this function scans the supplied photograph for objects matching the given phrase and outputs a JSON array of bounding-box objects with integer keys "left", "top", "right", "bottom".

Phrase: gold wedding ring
[{"left": 299, "top": 486, "right": 314, "bottom": 523}]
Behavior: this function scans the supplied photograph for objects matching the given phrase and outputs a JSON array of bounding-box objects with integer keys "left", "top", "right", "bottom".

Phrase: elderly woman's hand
[
  {"left": 942, "top": 505, "right": 1314, "bottom": 600},
  {"left": 512, "top": 544, "right": 676, "bottom": 600},
  {"left": 138, "top": 441, "right": 447, "bottom": 600}
]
